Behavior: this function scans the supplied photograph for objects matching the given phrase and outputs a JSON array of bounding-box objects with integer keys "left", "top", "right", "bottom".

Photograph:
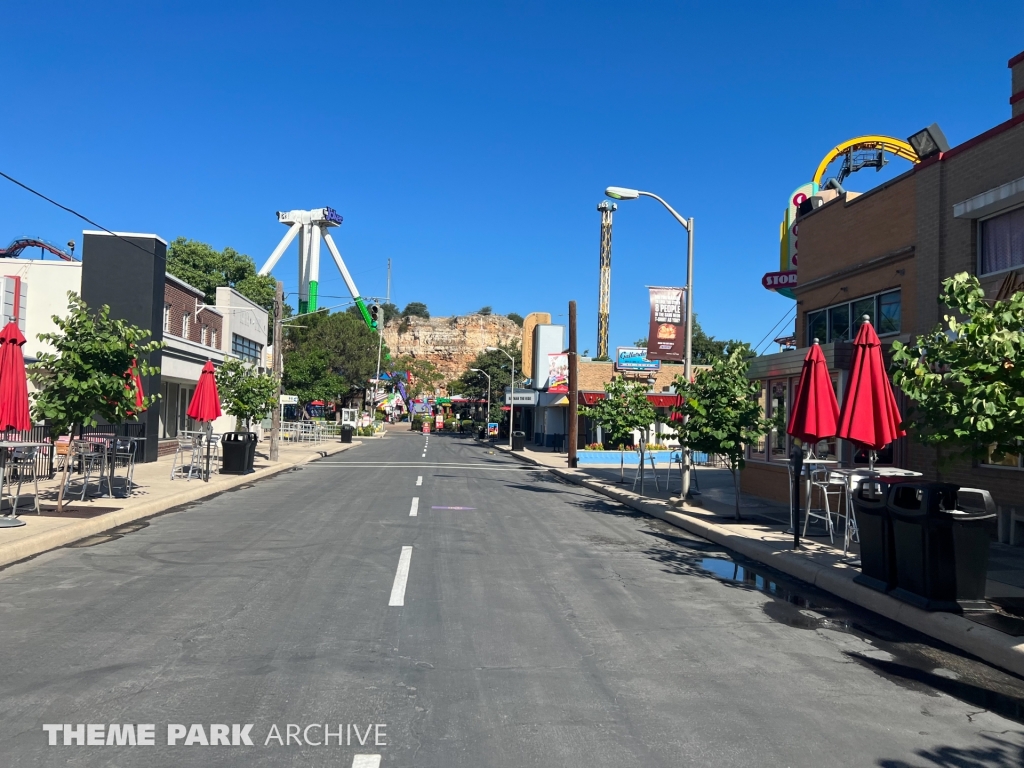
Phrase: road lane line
[
  {"left": 352, "top": 756, "right": 381, "bottom": 768},
  {"left": 389, "top": 546, "right": 413, "bottom": 606},
  {"left": 409, "top": 497, "right": 419, "bottom": 517},
  {"left": 416, "top": 475, "right": 422, "bottom": 486}
]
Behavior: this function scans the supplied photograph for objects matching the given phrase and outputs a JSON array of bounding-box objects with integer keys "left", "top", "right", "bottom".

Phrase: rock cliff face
[{"left": 382, "top": 314, "right": 521, "bottom": 384}]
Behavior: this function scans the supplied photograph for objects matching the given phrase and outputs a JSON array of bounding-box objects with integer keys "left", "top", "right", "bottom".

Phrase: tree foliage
[
  {"left": 506, "top": 312, "right": 524, "bottom": 327},
  {"left": 283, "top": 311, "right": 384, "bottom": 406},
  {"left": 891, "top": 272, "right": 1024, "bottom": 464},
  {"left": 29, "top": 293, "right": 164, "bottom": 435},
  {"left": 671, "top": 345, "right": 770, "bottom": 519},
  {"left": 166, "top": 237, "right": 279, "bottom": 339},
  {"left": 391, "top": 354, "right": 447, "bottom": 400},
  {"left": 402, "top": 302, "right": 430, "bottom": 319},
  {"left": 452, "top": 341, "right": 523, "bottom": 421},
  {"left": 215, "top": 358, "right": 279, "bottom": 429},
  {"left": 477, "top": 306, "right": 493, "bottom": 316},
  {"left": 581, "top": 376, "right": 658, "bottom": 449}
]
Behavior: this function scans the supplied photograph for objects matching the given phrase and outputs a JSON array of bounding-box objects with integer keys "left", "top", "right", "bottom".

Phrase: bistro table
[
  {"left": 0, "top": 441, "right": 53, "bottom": 528},
  {"left": 80, "top": 435, "right": 145, "bottom": 499},
  {"left": 829, "top": 466, "right": 923, "bottom": 555}
]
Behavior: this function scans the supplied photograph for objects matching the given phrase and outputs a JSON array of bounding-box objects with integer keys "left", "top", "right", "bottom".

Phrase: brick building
[{"left": 743, "top": 48, "right": 1024, "bottom": 508}]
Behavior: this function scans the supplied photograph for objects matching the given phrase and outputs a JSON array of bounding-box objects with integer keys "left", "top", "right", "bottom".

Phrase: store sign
[
  {"left": 770, "top": 182, "right": 818, "bottom": 301},
  {"left": 547, "top": 353, "right": 568, "bottom": 392},
  {"left": 761, "top": 271, "right": 798, "bottom": 290},
  {"left": 503, "top": 388, "right": 539, "bottom": 405},
  {"left": 646, "top": 286, "right": 686, "bottom": 362},
  {"left": 615, "top": 347, "right": 661, "bottom": 372},
  {"left": 279, "top": 394, "right": 299, "bottom": 405}
]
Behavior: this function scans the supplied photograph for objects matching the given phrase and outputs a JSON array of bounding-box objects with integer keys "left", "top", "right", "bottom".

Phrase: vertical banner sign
[
  {"left": 646, "top": 286, "right": 686, "bottom": 362},
  {"left": 547, "top": 353, "right": 569, "bottom": 392}
]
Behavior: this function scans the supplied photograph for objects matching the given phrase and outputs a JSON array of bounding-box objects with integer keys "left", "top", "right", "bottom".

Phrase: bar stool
[
  {"left": 7, "top": 446, "right": 41, "bottom": 515},
  {"left": 112, "top": 438, "right": 138, "bottom": 496},
  {"left": 64, "top": 440, "right": 105, "bottom": 500},
  {"left": 170, "top": 435, "right": 202, "bottom": 481},
  {"left": 803, "top": 468, "right": 845, "bottom": 544}
]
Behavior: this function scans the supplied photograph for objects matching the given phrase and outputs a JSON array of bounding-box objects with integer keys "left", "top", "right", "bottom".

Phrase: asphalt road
[{"left": 1, "top": 430, "right": 1023, "bottom": 767}]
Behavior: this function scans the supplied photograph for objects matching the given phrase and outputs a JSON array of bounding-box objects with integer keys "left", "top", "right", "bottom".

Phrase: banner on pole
[
  {"left": 547, "top": 353, "right": 569, "bottom": 392},
  {"left": 646, "top": 286, "right": 686, "bottom": 362}
]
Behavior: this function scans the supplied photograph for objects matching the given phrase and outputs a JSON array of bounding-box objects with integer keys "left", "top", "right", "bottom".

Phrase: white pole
[
  {"left": 372, "top": 259, "right": 390, "bottom": 430},
  {"left": 509, "top": 358, "right": 515, "bottom": 449},
  {"left": 322, "top": 231, "right": 362, "bottom": 301},
  {"left": 258, "top": 222, "right": 302, "bottom": 275}
]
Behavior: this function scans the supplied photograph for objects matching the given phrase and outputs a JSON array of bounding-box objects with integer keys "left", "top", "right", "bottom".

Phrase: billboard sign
[
  {"left": 615, "top": 347, "right": 661, "bottom": 372},
  {"left": 547, "top": 353, "right": 569, "bottom": 392},
  {"left": 646, "top": 286, "right": 686, "bottom": 362},
  {"left": 487, "top": 422, "right": 499, "bottom": 437}
]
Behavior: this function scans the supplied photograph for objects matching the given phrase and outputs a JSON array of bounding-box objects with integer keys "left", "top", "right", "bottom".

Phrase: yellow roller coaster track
[{"left": 812, "top": 135, "right": 920, "bottom": 187}]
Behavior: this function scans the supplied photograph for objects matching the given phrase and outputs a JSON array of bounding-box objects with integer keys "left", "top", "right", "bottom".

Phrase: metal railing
[{"left": 279, "top": 421, "right": 341, "bottom": 444}]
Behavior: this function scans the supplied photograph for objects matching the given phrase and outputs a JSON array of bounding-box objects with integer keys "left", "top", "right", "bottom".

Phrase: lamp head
[
  {"left": 485, "top": 347, "right": 498, "bottom": 351},
  {"left": 605, "top": 186, "right": 640, "bottom": 200}
]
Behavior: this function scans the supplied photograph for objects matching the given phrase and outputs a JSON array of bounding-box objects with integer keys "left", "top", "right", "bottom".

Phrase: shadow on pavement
[{"left": 877, "top": 732, "right": 1024, "bottom": 768}]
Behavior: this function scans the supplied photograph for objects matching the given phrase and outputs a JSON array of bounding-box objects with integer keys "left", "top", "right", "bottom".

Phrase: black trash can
[
  {"left": 221, "top": 432, "right": 254, "bottom": 475},
  {"left": 511, "top": 430, "right": 526, "bottom": 452},
  {"left": 340, "top": 425, "right": 354, "bottom": 444},
  {"left": 888, "top": 482, "right": 996, "bottom": 612},
  {"left": 852, "top": 476, "right": 914, "bottom": 593}
]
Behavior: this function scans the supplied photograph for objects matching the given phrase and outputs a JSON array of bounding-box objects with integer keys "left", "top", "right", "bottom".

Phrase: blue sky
[{"left": 2, "top": 2, "right": 1023, "bottom": 354}]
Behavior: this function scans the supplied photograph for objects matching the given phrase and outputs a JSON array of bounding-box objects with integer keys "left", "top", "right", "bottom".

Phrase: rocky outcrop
[{"left": 382, "top": 314, "right": 521, "bottom": 384}]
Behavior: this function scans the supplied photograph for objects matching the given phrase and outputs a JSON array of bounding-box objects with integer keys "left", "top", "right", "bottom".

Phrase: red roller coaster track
[{"left": 0, "top": 237, "right": 77, "bottom": 262}]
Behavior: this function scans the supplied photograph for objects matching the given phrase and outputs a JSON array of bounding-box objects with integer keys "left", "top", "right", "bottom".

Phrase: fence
[
  {"left": 0, "top": 422, "right": 147, "bottom": 479},
  {"left": 279, "top": 421, "right": 339, "bottom": 445}
]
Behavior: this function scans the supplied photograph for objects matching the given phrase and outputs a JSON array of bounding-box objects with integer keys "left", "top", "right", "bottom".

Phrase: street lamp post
[
  {"left": 486, "top": 347, "right": 515, "bottom": 449},
  {"left": 470, "top": 368, "right": 491, "bottom": 437},
  {"left": 605, "top": 186, "right": 695, "bottom": 498}
]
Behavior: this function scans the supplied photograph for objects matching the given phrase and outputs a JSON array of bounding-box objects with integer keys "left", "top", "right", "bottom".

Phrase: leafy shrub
[{"left": 584, "top": 443, "right": 605, "bottom": 450}]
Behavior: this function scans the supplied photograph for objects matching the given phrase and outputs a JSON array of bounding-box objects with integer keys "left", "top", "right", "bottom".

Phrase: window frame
[
  {"left": 977, "top": 202, "right": 1024, "bottom": 278},
  {"left": 806, "top": 288, "right": 902, "bottom": 343},
  {"left": 231, "top": 333, "right": 263, "bottom": 364},
  {"left": 163, "top": 303, "right": 171, "bottom": 333},
  {"left": 181, "top": 313, "right": 190, "bottom": 339}
]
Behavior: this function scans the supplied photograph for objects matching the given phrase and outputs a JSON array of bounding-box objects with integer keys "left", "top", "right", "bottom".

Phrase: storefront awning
[{"left": 578, "top": 391, "right": 680, "bottom": 407}]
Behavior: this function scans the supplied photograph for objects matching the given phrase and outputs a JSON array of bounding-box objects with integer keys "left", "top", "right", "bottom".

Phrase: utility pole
[
  {"left": 596, "top": 200, "right": 616, "bottom": 360},
  {"left": 371, "top": 259, "right": 390, "bottom": 432},
  {"left": 568, "top": 300, "right": 579, "bottom": 468},
  {"left": 269, "top": 280, "right": 284, "bottom": 462}
]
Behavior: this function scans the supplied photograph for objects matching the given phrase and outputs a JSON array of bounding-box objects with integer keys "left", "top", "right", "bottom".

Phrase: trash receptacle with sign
[
  {"left": 852, "top": 475, "right": 916, "bottom": 593},
  {"left": 511, "top": 431, "right": 526, "bottom": 452}
]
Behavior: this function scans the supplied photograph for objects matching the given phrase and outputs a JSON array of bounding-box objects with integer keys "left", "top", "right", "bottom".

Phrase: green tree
[
  {"left": 167, "top": 238, "right": 279, "bottom": 339},
  {"left": 891, "top": 272, "right": 1024, "bottom": 467},
  {"left": 380, "top": 302, "right": 400, "bottom": 326},
  {"left": 581, "top": 376, "right": 657, "bottom": 451},
  {"left": 215, "top": 358, "right": 279, "bottom": 429},
  {"left": 452, "top": 341, "right": 522, "bottom": 422},
  {"left": 506, "top": 312, "right": 524, "bottom": 327},
  {"left": 29, "top": 293, "right": 163, "bottom": 511},
  {"left": 477, "top": 306, "right": 493, "bottom": 315},
  {"left": 402, "top": 302, "right": 430, "bottom": 319},
  {"left": 283, "top": 311, "right": 383, "bottom": 407},
  {"left": 671, "top": 345, "right": 771, "bottom": 519},
  {"left": 392, "top": 354, "right": 446, "bottom": 400}
]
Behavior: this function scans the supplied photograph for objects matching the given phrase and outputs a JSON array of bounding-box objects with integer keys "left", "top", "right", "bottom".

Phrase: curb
[
  {"left": 0, "top": 441, "right": 361, "bottom": 571},
  {"left": 493, "top": 446, "right": 1024, "bottom": 677}
]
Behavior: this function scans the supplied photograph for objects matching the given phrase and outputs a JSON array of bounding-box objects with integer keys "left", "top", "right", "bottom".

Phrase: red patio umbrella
[
  {"left": 0, "top": 322, "right": 31, "bottom": 433},
  {"left": 837, "top": 319, "right": 905, "bottom": 472},
  {"left": 787, "top": 341, "right": 839, "bottom": 448},
  {"left": 125, "top": 361, "right": 146, "bottom": 415},
  {"left": 187, "top": 361, "right": 221, "bottom": 481}
]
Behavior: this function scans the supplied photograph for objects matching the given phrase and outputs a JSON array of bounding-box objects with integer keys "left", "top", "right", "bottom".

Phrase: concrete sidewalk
[
  {"left": 492, "top": 441, "right": 1024, "bottom": 678},
  {"left": 0, "top": 438, "right": 362, "bottom": 570}
]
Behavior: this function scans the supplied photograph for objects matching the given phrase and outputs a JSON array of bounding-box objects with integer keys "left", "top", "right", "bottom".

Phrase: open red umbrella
[
  {"left": 837, "top": 319, "right": 905, "bottom": 471},
  {"left": 187, "top": 361, "right": 221, "bottom": 482},
  {"left": 0, "top": 322, "right": 31, "bottom": 432},
  {"left": 787, "top": 341, "right": 839, "bottom": 448}
]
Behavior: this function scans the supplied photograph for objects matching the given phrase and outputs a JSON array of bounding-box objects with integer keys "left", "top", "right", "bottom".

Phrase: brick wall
[
  {"left": 578, "top": 360, "right": 704, "bottom": 393},
  {"left": 163, "top": 279, "right": 223, "bottom": 350}
]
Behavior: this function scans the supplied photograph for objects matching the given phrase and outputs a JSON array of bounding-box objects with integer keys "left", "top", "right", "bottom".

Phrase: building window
[
  {"left": 980, "top": 206, "right": 1024, "bottom": 275},
  {"left": 181, "top": 313, "right": 190, "bottom": 339},
  {"left": 807, "top": 289, "right": 901, "bottom": 343},
  {"left": 211, "top": 329, "right": 218, "bottom": 349},
  {"left": 163, "top": 303, "right": 171, "bottom": 333},
  {"left": 232, "top": 333, "right": 263, "bottom": 364},
  {"left": 981, "top": 443, "right": 1023, "bottom": 470},
  {"left": 768, "top": 379, "right": 788, "bottom": 461},
  {"left": 200, "top": 325, "right": 208, "bottom": 346}
]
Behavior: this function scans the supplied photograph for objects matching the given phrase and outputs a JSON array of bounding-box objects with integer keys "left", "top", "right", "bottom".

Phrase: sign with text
[
  {"left": 547, "top": 353, "right": 568, "bottom": 392},
  {"left": 761, "top": 270, "right": 798, "bottom": 290},
  {"left": 279, "top": 394, "right": 299, "bottom": 405},
  {"left": 487, "top": 422, "right": 499, "bottom": 437},
  {"left": 615, "top": 347, "right": 661, "bottom": 372},
  {"left": 646, "top": 286, "right": 686, "bottom": 362},
  {"left": 503, "top": 388, "right": 539, "bottom": 405}
]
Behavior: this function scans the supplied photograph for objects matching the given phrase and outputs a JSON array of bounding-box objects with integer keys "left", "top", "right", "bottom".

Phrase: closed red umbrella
[
  {"left": 125, "top": 361, "right": 145, "bottom": 415},
  {"left": 0, "top": 322, "right": 31, "bottom": 432},
  {"left": 787, "top": 341, "right": 839, "bottom": 447},
  {"left": 187, "top": 360, "right": 222, "bottom": 422},
  {"left": 187, "top": 361, "right": 221, "bottom": 482},
  {"left": 837, "top": 319, "right": 905, "bottom": 470}
]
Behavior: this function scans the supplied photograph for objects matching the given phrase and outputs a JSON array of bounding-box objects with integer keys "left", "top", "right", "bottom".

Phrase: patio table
[
  {"left": 81, "top": 435, "right": 145, "bottom": 499},
  {"left": 0, "top": 441, "right": 53, "bottom": 528}
]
